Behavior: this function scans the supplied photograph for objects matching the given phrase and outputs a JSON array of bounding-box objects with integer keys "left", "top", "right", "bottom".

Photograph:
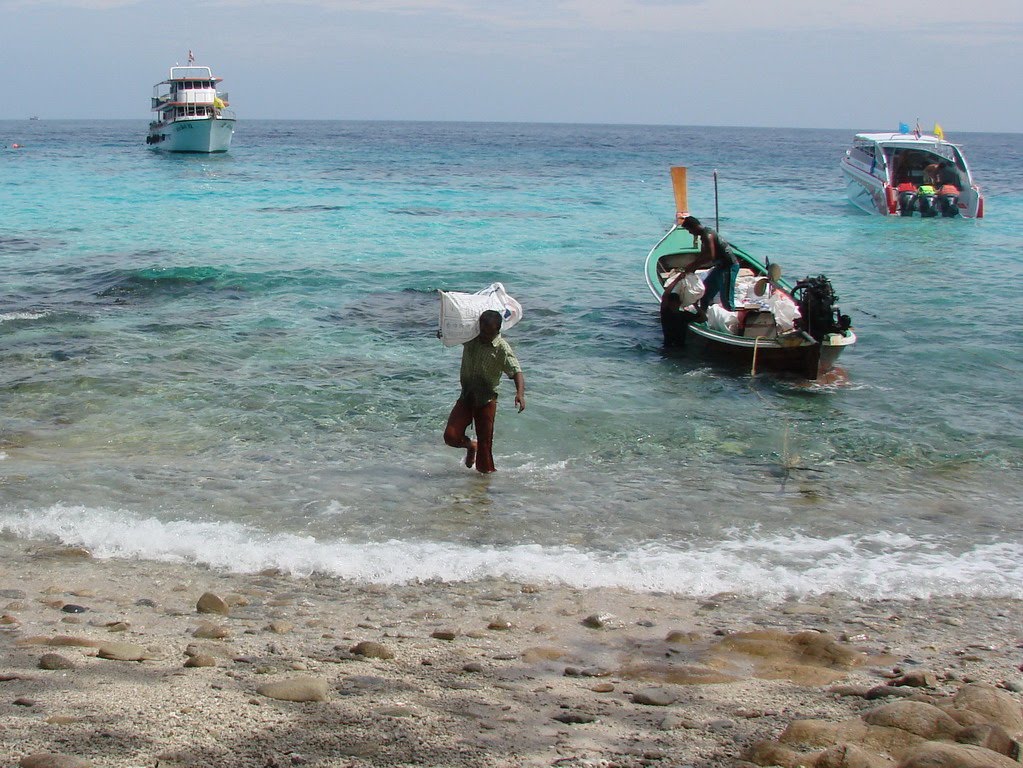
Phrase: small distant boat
[
  {"left": 646, "top": 168, "right": 856, "bottom": 379},
  {"left": 840, "top": 129, "right": 983, "bottom": 218},
  {"left": 147, "top": 54, "right": 235, "bottom": 153},
  {"left": 28, "top": 116, "right": 39, "bottom": 121}
]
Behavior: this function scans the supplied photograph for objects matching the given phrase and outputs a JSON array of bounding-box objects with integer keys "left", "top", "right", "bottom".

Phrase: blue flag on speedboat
[{"left": 898, "top": 122, "right": 910, "bottom": 134}]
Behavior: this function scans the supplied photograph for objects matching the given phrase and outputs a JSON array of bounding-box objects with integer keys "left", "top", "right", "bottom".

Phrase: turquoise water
[{"left": 1, "top": 120, "right": 1021, "bottom": 597}]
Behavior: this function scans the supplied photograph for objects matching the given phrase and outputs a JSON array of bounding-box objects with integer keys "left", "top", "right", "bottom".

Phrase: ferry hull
[{"left": 148, "top": 117, "right": 235, "bottom": 153}]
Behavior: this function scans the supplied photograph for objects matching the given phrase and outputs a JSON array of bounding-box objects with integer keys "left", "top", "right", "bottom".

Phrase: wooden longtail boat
[{"left": 646, "top": 168, "right": 856, "bottom": 379}]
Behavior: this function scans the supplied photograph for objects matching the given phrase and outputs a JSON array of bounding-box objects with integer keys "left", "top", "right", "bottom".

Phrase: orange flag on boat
[{"left": 934, "top": 123, "right": 945, "bottom": 140}]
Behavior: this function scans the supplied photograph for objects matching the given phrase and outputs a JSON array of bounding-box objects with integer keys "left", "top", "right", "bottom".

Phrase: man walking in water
[{"left": 443, "top": 309, "right": 525, "bottom": 473}]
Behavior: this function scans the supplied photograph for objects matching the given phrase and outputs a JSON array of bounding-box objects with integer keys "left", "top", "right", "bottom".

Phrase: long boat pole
[{"left": 713, "top": 169, "right": 720, "bottom": 231}]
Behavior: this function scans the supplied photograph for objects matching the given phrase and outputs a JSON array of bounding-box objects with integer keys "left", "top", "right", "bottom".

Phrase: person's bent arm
[
  {"left": 513, "top": 372, "right": 526, "bottom": 412},
  {"left": 661, "top": 270, "right": 687, "bottom": 307}
]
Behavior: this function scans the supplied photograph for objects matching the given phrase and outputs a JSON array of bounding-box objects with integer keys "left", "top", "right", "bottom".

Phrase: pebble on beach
[
  {"left": 19, "top": 754, "right": 93, "bottom": 768},
  {"left": 196, "top": 592, "right": 230, "bottom": 616},
  {"left": 192, "top": 622, "right": 231, "bottom": 640},
  {"left": 256, "top": 676, "right": 329, "bottom": 703},
  {"left": 96, "top": 642, "right": 151, "bottom": 662},
  {"left": 38, "top": 653, "right": 76, "bottom": 670},
  {"left": 183, "top": 654, "right": 217, "bottom": 668},
  {"left": 2, "top": 555, "right": 1021, "bottom": 768},
  {"left": 350, "top": 641, "right": 394, "bottom": 660}
]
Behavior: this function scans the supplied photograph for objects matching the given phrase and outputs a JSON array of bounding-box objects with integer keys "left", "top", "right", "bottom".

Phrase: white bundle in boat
[
  {"left": 706, "top": 304, "right": 740, "bottom": 334},
  {"left": 769, "top": 292, "right": 800, "bottom": 332},
  {"left": 437, "top": 282, "right": 523, "bottom": 347}
]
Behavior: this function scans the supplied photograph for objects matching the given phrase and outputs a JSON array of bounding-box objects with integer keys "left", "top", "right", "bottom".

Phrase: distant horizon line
[{"left": 1, "top": 117, "right": 1019, "bottom": 135}]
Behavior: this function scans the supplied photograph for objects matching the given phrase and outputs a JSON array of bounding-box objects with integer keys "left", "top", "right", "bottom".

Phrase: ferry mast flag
[{"left": 188, "top": 50, "right": 195, "bottom": 64}]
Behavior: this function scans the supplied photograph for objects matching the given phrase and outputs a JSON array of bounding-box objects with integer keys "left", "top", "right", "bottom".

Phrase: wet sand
[{"left": 1, "top": 540, "right": 1021, "bottom": 767}]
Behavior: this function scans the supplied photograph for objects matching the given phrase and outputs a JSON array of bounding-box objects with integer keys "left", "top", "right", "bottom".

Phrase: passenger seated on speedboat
[
  {"left": 894, "top": 151, "right": 933, "bottom": 186},
  {"left": 936, "top": 161, "right": 960, "bottom": 190},
  {"left": 893, "top": 151, "right": 917, "bottom": 185}
]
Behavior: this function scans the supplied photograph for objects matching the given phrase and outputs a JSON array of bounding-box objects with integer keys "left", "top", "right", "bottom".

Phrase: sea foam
[
  {"left": 2, "top": 504, "right": 1020, "bottom": 600},
  {"left": 0, "top": 310, "right": 48, "bottom": 322}
]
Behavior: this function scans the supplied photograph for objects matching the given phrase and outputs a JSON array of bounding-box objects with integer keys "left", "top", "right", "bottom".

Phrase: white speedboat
[
  {"left": 147, "top": 57, "right": 235, "bottom": 153},
  {"left": 840, "top": 131, "right": 983, "bottom": 218}
]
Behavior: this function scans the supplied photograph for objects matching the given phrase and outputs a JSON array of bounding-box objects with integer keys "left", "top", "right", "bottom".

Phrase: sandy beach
[{"left": 1, "top": 540, "right": 1021, "bottom": 768}]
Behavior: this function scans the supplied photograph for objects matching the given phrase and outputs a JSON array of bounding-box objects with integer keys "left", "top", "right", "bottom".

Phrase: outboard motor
[
  {"left": 937, "top": 184, "right": 960, "bottom": 217},
  {"left": 792, "top": 276, "right": 852, "bottom": 343},
  {"left": 916, "top": 185, "right": 938, "bottom": 217},
  {"left": 895, "top": 183, "right": 917, "bottom": 216}
]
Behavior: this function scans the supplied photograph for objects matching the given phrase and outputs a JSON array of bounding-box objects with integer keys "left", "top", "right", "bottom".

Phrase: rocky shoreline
[{"left": 1, "top": 541, "right": 1021, "bottom": 767}]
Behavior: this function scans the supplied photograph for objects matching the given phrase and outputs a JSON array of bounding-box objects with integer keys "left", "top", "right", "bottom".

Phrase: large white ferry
[
  {"left": 147, "top": 56, "right": 235, "bottom": 153},
  {"left": 840, "top": 131, "right": 983, "bottom": 218}
]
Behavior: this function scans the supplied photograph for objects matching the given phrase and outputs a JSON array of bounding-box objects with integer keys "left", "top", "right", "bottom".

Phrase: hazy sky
[{"left": 1, "top": 0, "right": 1020, "bottom": 131}]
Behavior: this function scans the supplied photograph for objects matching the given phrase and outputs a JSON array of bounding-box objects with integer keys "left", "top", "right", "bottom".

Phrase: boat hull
[
  {"left": 840, "top": 159, "right": 889, "bottom": 215},
  {"left": 148, "top": 117, "right": 235, "bottom": 153},
  {"left": 685, "top": 323, "right": 853, "bottom": 379}
]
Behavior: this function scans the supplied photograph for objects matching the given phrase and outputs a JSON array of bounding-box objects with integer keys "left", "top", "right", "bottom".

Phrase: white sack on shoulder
[{"left": 438, "top": 282, "right": 523, "bottom": 347}]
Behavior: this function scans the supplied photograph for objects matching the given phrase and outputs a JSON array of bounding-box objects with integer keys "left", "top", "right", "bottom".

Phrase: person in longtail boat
[
  {"left": 677, "top": 216, "right": 741, "bottom": 315},
  {"left": 660, "top": 271, "right": 699, "bottom": 348}
]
